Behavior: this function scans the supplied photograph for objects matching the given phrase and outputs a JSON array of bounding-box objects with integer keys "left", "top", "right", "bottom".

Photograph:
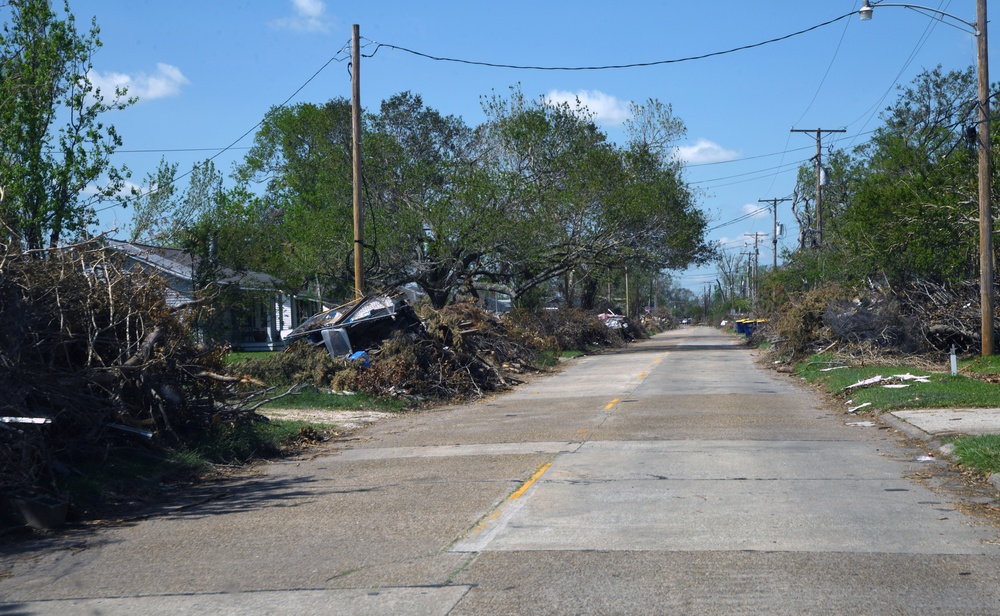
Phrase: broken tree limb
[
  {"left": 122, "top": 326, "right": 164, "bottom": 368},
  {"left": 194, "top": 371, "right": 266, "bottom": 387}
]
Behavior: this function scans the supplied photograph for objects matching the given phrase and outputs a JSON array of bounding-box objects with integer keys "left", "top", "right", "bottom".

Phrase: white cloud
[
  {"left": 544, "top": 89, "right": 631, "bottom": 126},
  {"left": 675, "top": 138, "right": 741, "bottom": 164},
  {"left": 88, "top": 63, "right": 189, "bottom": 102},
  {"left": 270, "top": 0, "right": 332, "bottom": 33},
  {"left": 741, "top": 203, "right": 771, "bottom": 220}
]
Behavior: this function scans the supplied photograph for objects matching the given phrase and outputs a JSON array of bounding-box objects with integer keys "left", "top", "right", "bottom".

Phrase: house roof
[{"left": 106, "top": 239, "right": 278, "bottom": 289}]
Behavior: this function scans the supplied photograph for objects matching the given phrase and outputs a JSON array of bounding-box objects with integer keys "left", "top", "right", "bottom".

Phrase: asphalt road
[{"left": 3, "top": 326, "right": 1000, "bottom": 614}]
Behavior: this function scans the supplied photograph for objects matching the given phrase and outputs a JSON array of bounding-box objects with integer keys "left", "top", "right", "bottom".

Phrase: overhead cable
[{"left": 362, "top": 12, "right": 856, "bottom": 71}]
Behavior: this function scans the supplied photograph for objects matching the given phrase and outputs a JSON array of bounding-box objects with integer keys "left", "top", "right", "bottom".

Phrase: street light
[{"left": 860, "top": 0, "right": 993, "bottom": 356}]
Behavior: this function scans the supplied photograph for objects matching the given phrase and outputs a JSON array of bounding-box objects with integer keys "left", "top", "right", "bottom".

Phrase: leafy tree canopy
[{"left": 0, "top": 0, "right": 132, "bottom": 252}]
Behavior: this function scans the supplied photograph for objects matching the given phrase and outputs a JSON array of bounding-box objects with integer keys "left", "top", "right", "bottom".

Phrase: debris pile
[
  {"left": 329, "top": 301, "right": 538, "bottom": 399},
  {"left": 893, "top": 278, "right": 985, "bottom": 353},
  {"left": 765, "top": 278, "right": 994, "bottom": 360},
  {"left": 237, "top": 302, "right": 638, "bottom": 402},
  {"left": 1, "top": 242, "right": 652, "bottom": 500},
  {"left": 505, "top": 307, "right": 631, "bottom": 352},
  {"left": 0, "top": 243, "right": 259, "bottom": 497}
]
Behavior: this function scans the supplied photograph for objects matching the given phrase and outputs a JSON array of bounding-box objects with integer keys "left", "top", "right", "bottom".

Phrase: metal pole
[
  {"left": 977, "top": 0, "right": 993, "bottom": 355},
  {"left": 351, "top": 24, "right": 364, "bottom": 300}
]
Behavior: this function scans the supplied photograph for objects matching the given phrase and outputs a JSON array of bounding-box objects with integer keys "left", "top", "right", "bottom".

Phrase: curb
[
  {"left": 878, "top": 412, "right": 943, "bottom": 449},
  {"left": 879, "top": 411, "right": 1000, "bottom": 491}
]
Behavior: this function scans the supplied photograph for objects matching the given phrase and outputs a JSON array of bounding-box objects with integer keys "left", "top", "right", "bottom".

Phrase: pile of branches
[
  {"left": 330, "top": 301, "right": 538, "bottom": 399},
  {"left": 505, "top": 307, "right": 630, "bottom": 352},
  {"left": 765, "top": 277, "right": 993, "bottom": 360},
  {"left": 892, "top": 278, "right": 986, "bottom": 355},
  {"left": 237, "top": 303, "right": 640, "bottom": 402},
  {"left": 0, "top": 242, "right": 261, "bottom": 496}
]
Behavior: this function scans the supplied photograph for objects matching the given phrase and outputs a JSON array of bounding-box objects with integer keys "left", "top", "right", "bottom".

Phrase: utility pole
[
  {"left": 976, "top": 0, "right": 993, "bottom": 356},
  {"left": 745, "top": 233, "right": 765, "bottom": 317},
  {"left": 760, "top": 197, "right": 791, "bottom": 270},
  {"left": 624, "top": 265, "right": 630, "bottom": 317},
  {"left": 351, "top": 24, "right": 364, "bottom": 300},
  {"left": 791, "top": 128, "right": 845, "bottom": 247}
]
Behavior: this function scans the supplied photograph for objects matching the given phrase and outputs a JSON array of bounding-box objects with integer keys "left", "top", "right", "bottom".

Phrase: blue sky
[{"left": 73, "top": 0, "right": 994, "bottom": 293}]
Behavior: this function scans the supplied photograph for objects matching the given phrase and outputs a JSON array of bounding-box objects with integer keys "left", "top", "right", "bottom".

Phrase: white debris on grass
[
  {"left": 845, "top": 373, "right": 932, "bottom": 390},
  {"left": 893, "top": 373, "right": 932, "bottom": 383},
  {"left": 847, "top": 402, "right": 872, "bottom": 413},
  {"left": 846, "top": 375, "right": 884, "bottom": 389}
]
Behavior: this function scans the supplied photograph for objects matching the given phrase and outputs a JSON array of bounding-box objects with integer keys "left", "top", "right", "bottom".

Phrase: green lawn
[
  {"left": 797, "top": 355, "right": 1000, "bottom": 411},
  {"left": 796, "top": 353, "right": 1000, "bottom": 476}
]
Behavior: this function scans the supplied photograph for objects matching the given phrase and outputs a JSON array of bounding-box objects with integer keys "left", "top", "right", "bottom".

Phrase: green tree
[
  {"left": 0, "top": 0, "right": 132, "bottom": 252},
  {"left": 475, "top": 89, "right": 712, "bottom": 305},
  {"left": 831, "top": 66, "right": 982, "bottom": 284},
  {"left": 233, "top": 99, "right": 356, "bottom": 300},
  {"left": 127, "top": 158, "right": 178, "bottom": 244},
  {"left": 364, "top": 92, "right": 484, "bottom": 307},
  {"left": 221, "top": 89, "right": 713, "bottom": 309}
]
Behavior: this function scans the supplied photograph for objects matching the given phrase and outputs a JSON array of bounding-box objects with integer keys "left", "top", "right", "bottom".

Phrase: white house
[{"left": 105, "top": 240, "right": 322, "bottom": 351}]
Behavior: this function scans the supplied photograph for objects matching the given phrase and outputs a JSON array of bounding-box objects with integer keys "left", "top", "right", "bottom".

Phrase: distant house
[{"left": 105, "top": 240, "right": 322, "bottom": 351}]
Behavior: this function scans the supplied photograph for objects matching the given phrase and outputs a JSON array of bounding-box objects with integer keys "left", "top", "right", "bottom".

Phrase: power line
[
  {"left": 689, "top": 158, "right": 811, "bottom": 186},
  {"left": 708, "top": 206, "right": 777, "bottom": 232},
  {"left": 362, "top": 11, "right": 856, "bottom": 71},
  {"left": 95, "top": 43, "right": 352, "bottom": 214},
  {"left": 114, "top": 147, "right": 252, "bottom": 154},
  {"left": 684, "top": 144, "right": 814, "bottom": 168}
]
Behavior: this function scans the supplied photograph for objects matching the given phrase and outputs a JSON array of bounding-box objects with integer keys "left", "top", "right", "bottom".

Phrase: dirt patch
[{"left": 259, "top": 408, "right": 396, "bottom": 431}]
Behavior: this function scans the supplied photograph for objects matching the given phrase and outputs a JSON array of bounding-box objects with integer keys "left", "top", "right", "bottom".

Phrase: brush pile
[
  {"left": 764, "top": 278, "right": 995, "bottom": 360},
  {"left": 0, "top": 242, "right": 260, "bottom": 497},
  {"left": 328, "top": 301, "right": 539, "bottom": 399},
  {"left": 2, "top": 241, "right": 647, "bottom": 498}
]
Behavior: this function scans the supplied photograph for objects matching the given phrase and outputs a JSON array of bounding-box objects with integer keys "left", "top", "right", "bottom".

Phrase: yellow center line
[
  {"left": 510, "top": 462, "right": 553, "bottom": 500},
  {"left": 604, "top": 398, "right": 620, "bottom": 411},
  {"left": 639, "top": 372, "right": 647, "bottom": 379}
]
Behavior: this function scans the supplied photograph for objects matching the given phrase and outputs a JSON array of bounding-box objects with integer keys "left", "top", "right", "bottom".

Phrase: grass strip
[{"left": 796, "top": 354, "right": 1000, "bottom": 412}]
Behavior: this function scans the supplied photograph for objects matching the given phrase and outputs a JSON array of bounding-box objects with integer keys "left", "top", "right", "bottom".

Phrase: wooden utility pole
[
  {"left": 760, "top": 197, "right": 792, "bottom": 270},
  {"left": 791, "top": 128, "right": 845, "bottom": 247},
  {"left": 351, "top": 24, "right": 364, "bottom": 300},
  {"left": 744, "top": 233, "right": 765, "bottom": 317},
  {"left": 976, "top": 0, "right": 993, "bottom": 356}
]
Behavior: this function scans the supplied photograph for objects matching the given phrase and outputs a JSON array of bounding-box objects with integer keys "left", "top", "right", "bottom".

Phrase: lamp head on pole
[{"left": 859, "top": 0, "right": 874, "bottom": 21}]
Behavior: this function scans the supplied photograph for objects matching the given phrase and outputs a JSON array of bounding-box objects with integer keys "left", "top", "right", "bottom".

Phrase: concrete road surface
[{"left": 3, "top": 325, "right": 1000, "bottom": 614}]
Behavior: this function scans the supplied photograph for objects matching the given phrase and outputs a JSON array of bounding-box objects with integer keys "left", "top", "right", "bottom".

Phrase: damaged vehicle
[{"left": 283, "top": 294, "right": 423, "bottom": 359}]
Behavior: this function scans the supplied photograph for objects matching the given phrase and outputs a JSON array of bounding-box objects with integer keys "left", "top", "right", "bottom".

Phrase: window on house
[
  {"left": 245, "top": 302, "right": 269, "bottom": 330},
  {"left": 293, "top": 298, "right": 319, "bottom": 325}
]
